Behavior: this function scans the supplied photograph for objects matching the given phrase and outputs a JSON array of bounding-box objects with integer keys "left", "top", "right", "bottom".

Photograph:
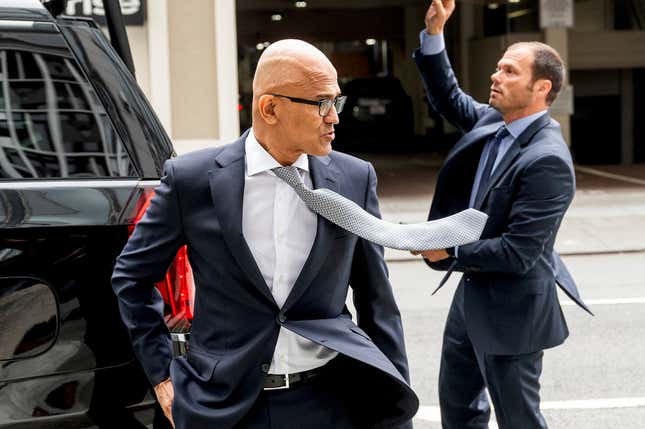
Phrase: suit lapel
[
  {"left": 474, "top": 113, "right": 552, "bottom": 210},
  {"left": 208, "top": 137, "right": 277, "bottom": 307},
  {"left": 473, "top": 140, "right": 522, "bottom": 209},
  {"left": 282, "top": 154, "right": 338, "bottom": 311},
  {"left": 444, "top": 122, "right": 502, "bottom": 168}
]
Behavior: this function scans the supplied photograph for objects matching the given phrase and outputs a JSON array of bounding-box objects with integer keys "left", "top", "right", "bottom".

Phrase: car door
[{"left": 0, "top": 17, "right": 169, "bottom": 429}]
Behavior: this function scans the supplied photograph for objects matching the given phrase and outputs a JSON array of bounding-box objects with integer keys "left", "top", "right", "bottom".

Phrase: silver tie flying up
[{"left": 272, "top": 166, "right": 488, "bottom": 251}]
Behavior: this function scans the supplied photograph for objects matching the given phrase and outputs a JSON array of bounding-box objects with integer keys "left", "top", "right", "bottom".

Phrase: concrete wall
[
  {"left": 569, "top": 31, "right": 645, "bottom": 70},
  {"left": 123, "top": 0, "right": 240, "bottom": 154},
  {"left": 167, "top": 0, "right": 219, "bottom": 142},
  {"left": 466, "top": 0, "right": 644, "bottom": 99},
  {"left": 574, "top": 0, "right": 612, "bottom": 31},
  {"left": 123, "top": 0, "right": 640, "bottom": 155},
  {"left": 126, "top": 25, "right": 150, "bottom": 98}
]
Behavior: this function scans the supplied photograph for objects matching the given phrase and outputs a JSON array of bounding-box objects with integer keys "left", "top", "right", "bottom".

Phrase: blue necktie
[
  {"left": 433, "top": 125, "right": 510, "bottom": 296},
  {"left": 474, "top": 126, "right": 509, "bottom": 206}
]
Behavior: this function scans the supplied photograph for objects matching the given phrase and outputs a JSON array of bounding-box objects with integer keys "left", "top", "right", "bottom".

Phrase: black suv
[{"left": 0, "top": 1, "right": 190, "bottom": 427}]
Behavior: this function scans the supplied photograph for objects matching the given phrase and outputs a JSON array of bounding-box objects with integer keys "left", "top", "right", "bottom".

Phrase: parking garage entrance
[{"left": 235, "top": 0, "right": 645, "bottom": 166}]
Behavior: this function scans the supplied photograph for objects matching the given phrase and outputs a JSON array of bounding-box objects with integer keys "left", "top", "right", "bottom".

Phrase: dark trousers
[
  {"left": 439, "top": 285, "right": 548, "bottom": 429},
  {"left": 234, "top": 362, "right": 357, "bottom": 429}
]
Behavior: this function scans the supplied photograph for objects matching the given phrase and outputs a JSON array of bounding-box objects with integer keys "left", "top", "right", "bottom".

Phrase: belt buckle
[{"left": 264, "top": 374, "right": 290, "bottom": 391}]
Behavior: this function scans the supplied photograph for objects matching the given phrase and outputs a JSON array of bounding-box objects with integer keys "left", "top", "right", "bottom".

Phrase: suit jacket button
[
  {"left": 278, "top": 313, "right": 286, "bottom": 323},
  {"left": 465, "top": 276, "right": 471, "bottom": 282},
  {"left": 261, "top": 364, "right": 270, "bottom": 373}
]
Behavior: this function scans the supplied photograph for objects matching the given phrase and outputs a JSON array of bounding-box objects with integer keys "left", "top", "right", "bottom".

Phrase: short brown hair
[{"left": 509, "top": 41, "right": 565, "bottom": 105}]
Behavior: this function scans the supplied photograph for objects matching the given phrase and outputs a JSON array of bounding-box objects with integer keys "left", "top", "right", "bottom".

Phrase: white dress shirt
[{"left": 242, "top": 130, "right": 338, "bottom": 374}]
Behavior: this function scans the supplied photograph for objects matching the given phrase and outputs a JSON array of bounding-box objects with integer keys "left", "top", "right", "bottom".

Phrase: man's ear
[
  {"left": 535, "top": 79, "right": 552, "bottom": 102},
  {"left": 258, "top": 95, "right": 279, "bottom": 125}
]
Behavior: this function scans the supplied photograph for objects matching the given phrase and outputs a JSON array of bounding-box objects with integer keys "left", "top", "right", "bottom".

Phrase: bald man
[{"left": 112, "top": 39, "right": 418, "bottom": 429}]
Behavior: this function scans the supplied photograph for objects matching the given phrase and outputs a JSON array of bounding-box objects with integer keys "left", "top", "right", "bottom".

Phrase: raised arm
[{"left": 413, "top": 0, "right": 490, "bottom": 133}]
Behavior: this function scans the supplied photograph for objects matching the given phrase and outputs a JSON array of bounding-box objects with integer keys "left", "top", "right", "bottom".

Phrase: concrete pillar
[
  {"left": 161, "top": 0, "right": 239, "bottom": 154},
  {"left": 458, "top": 3, "right": 475, "bottom": 91},
  {"left": 166, "top": 0, "right": 217, "bottom": 152},
  {"left": 214, "top": 0, "right": 241, "bottom": 143},
  {"left": 147, "top": 0, "right": 172, "bottom": 137},
  {"left": 401, "top": 4, "right": 429, "bottom": 136},
  {"left": 544, "top": 27, "right": 571, "bottom": 145},
  {"left": 126, "top": 25, "right": 150, "bottom": 97},
  {"left": 621, "top": 68, "right": 634, "bottom": 164}
]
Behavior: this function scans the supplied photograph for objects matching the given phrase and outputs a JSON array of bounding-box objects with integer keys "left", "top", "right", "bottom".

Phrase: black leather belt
[{"left": 263, "top": 367, "right": 324, "bottom": 390}]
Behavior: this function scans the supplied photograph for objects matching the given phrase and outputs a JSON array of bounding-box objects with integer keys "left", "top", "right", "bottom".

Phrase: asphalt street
[{"left": 384, "top": 252, "right": 645, "bottom": 428}]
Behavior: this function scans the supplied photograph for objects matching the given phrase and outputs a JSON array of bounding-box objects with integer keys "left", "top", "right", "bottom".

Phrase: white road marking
[
  {"left": 561, "top": 297, "right": 645, "bottom": 306},
  {"left": 575, "top": 166, "right": 645, "bottom": 186},
  {"left": 415, "top": 397, "right": 645, "bottom": 425},
  {"left": 540, "top": 397, "right": 645, "bottom": 410},
  {"left": 414, "top": 406, "right": 500, "bottom": 428}
]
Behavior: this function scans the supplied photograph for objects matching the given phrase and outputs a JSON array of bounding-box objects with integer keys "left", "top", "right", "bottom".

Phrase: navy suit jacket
[
  {"left": 112, "top": 131, "right": 418, "bottom": 429},
  {"left": 414, "top": 49, "right": 591, "bottom": 356}
]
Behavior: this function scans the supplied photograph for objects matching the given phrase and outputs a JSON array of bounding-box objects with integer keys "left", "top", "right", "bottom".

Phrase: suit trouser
[
  {"left": 438, "top": 284, "right": 548, "bottom": 429},
  {"left": 233, "top": 362, "right": 359, "bottom": 429}
]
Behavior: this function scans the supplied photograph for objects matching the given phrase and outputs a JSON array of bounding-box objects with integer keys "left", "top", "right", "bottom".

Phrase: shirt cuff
[
  {"left": 453, "top": 246, "right": 459, "bottom": 258},
  {"left": 419, "top": 30, "right": 445, "bottom": 56}
]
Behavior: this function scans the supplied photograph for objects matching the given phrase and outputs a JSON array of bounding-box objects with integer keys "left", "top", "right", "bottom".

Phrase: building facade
[{"left": 85, "top": 0, "right": 643, "bottom": 164}]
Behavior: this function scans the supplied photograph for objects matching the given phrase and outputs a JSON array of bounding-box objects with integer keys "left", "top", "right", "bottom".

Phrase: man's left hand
[{"left": 411, "top": 249, "right": 450, "bottom": 262}]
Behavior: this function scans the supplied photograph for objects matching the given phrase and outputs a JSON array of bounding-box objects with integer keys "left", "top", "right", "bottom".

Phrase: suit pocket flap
[{"left": 185, "top": 348, "right": 220, "bottom": 382}]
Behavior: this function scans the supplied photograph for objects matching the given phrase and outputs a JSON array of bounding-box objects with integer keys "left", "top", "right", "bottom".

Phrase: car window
[
  {"left": 59, "top": 22, "right": 175, "bottom": 178},
  {"left": 0, "top": 49, "right": 136, "bottom": 179}
]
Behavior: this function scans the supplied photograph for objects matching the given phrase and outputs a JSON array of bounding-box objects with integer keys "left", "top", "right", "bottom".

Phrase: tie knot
[
  {"left": 272, "top": 165, "right": 303, "bottom": 187},
  {"left": 494, "top": 126, "right": 509, "bottom": 142}
]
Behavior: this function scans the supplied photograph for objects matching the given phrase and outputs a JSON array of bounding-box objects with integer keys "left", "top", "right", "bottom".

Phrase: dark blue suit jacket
[
  {"left": 112, "top": 132, "right": 418, "bottom": 429},
  {"left": 414, "top": 49, "right": 591, "bottom": 356}
]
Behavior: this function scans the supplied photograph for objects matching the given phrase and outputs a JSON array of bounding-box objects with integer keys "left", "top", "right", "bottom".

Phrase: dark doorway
[
  {"left": 571, "top": 95, "right": 622, "bottom": 165},
  {"left": 634, "top": 69, "right": 645, "bottom": 163}
]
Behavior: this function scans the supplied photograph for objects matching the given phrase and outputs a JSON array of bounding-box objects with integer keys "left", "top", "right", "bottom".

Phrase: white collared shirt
[{"left": 242, "top": 130, "right": 338, "bottom": 374}]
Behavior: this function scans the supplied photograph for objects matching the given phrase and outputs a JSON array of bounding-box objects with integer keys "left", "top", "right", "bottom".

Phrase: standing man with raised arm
[{"left": 412, "top": 1, "right": 592, "bottom": 428}]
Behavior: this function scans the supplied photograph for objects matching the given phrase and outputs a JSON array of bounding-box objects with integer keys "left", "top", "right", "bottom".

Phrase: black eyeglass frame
[{"left": 268, "top": 93, "right": 347, "bottom": 116}]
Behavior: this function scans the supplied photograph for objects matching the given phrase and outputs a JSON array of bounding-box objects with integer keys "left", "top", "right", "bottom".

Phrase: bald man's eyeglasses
[{"left": 269, "top": 93, "right": 347, "bottom": 116}]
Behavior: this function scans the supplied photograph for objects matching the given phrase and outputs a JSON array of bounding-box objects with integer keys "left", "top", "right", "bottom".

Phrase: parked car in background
[
  {"left": 0, "top": 1, "right": 189, "bottom": 427},
  {"left": 333, "top": 75, "right": 414, "bottom": 152}
]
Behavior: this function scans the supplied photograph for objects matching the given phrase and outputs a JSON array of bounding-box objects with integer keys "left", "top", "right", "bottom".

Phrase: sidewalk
[{"left": 370, "top": 155, "right": 645, "bottom": 261}]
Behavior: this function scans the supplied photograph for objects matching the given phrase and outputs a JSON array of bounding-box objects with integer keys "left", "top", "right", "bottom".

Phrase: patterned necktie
[{"left": 272, "top": 166, "right": 488, "bottom": 251}]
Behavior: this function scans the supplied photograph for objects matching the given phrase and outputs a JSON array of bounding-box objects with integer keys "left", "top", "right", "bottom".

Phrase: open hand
[
  {"left": 425, "top": 0, "right": 456, "bottom": 35},
  {"left": 154, "top": 378, "right": 175, "bottom": 428}
]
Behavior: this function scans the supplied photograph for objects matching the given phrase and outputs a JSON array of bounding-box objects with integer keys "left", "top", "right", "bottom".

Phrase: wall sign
[
  {"left": 540, "top": 0, "right": 573, "bottom": 28},
  {"left": 64, "top": 0, "right": 145, "bottom": 26}
]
